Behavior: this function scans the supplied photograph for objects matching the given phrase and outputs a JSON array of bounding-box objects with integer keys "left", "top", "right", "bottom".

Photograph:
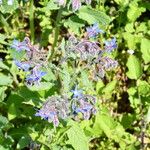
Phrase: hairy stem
[
  {"left": 48, "top": 8, "right": 63, "bottom": 61},
  {"left": 29, "top": 0, "right": 35, "bottom": 42}
]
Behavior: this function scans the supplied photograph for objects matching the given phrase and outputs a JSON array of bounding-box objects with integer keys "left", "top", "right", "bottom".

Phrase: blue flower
[
  {"left": 35, "top": 96, "right": 69, "bottom": 127},
  {"left": 100, "top": 56, "right": 118, "bottom": 70},
  {"left": 14, "top": 60, "right": 30, "bottom": 71},
  {"left": 35, "top": 107, "right": 59, "bottom": 127},
  {"left": 26, "top": 69, "right": 46, "bottom": 85},
  {"left": 71, "top": 85, "right": 83, "bottom": 98},
  {"left": 11, "top": 39, "right": 30, "bottom": 52},
  {"left": 104, "top": 37, "right": 117, "bottom": 53},
  {"left": 86, "top": 23, "right": 104, "bottom": 38},
  {"left": 72, "top": 95, "right": 97, "bottom": 120}
]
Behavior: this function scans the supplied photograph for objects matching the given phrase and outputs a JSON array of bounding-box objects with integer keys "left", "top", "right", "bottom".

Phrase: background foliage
[{"left": 0, "top": 0, "right": 150, "bottom": 149}]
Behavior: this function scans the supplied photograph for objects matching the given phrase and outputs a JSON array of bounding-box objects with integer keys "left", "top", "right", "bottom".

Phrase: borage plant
[
  {"left": 0, "top": 0, "right": 121, "bottom": 149},
  {"left": 10, "top": 21, "right": 118, "bottom": 148}
]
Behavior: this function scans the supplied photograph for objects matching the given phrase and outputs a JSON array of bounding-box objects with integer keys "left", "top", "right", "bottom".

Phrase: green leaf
[
  {"left": 27, "top": 82, "right": 53, "bottom": 91},
  {"left": 64, "top": 15, "right": 85, "bottom": 35},
  {"left": 0, "top": 86, "right": 7, "bottom": 101},
  {"left": 17, "top": 136, "right": 30, "bottom": 149},
  {"left": 137, "top": 80, "right": 150, "bottom": 97},
  {"left": 96, "top": 79, "right": 105, "bottom": 94},
  {"left": 127, "top": 1, "right": 146, "bottom": 22},
  {"left": 18, "top": 86, "right": 40, "bottom": 101},
  {"left": 7, "top": 94, "right": 23, "bottom": 120},
  {"left": 123, "top": 32, "right": 141, "bottom": 49},
  {"left": 0, "top": 61, "right": 9, "bottom": 70},
  {"left": 136, "top": 22, "right": 148, "bottom": 33},
  {"left": 9, "top": 49, "right": 26, "bottom": 60},
  {"left": 80, "top": 70, "right": 94, "bottom": 93},
  {"left": 94, "top": 112, "right": 136, "bottom": 147},
  {"left": 8, "top": 127, "right": 28, "bottom": 140},
  {"left": 77, "top": 6, "right": 110, "bottom": 25},
  {"left": 141, "top": 38, "right": 150, "bottom": 64},
  {"left": 102, "top": 80, "right": 117, "bottom": 94},
  {"left": 94, "top": 113, "right": 117, "bottom": 137},
  {"left": 121, "top": 114, "right": 136, "bottom": 129},
  {"left": 146, "top": 107, "right": 150, "bottom": 123},
  {"left": 67, "top": 125, "right": 89, "bottom": 150},
  {"left": 125, "top": 23, "right": 135, "bottom": 33},
  {"left": 0, "top": 34, "right": 8, "bottom": 45},
  {"left": 45, "top": 1, "right": 59, "bottom": 10},
  {"left": 126, "top": 55, "right": 142, "bottom": 79},
  {"left": 60, "top": 64, "right": 71, "bottom": 93},
  {"left": 43, "top": 68, "right": 56, "bottom": 82},
  {"left": 0, "top": 116, "right": 9, "bottom": 128},
  {"left": 0, "top": 74, "right": 13, "bottom": 86},
  {"left": 8, "top": 103, "right": 19, "bottom": 120}
]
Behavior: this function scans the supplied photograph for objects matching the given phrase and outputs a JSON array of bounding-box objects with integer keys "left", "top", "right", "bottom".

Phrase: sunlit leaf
[{"left": 126, "top": 55, "right": 142, "bottom": 79}]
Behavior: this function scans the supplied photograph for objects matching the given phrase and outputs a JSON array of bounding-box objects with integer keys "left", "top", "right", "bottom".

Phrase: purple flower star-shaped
[
  {"left": 86, "top": 23, "right": 104, "bottom": 38},
  {"left": 72, "top": 97, "right": 97, "bottom": 120},
  {"left": 104, "top": 37, "right": 117, "bottom": 53},
  {"left": 26, "top": 69, "right": 46, "bottom": 85},
  {"left": 11, "top": 39, "right": 30, "bottom": 52},
  {"left": 14, "top": 60, "right": 30, "bottom": 72},
  {"left": 71, "top": 85, "right": 83, "bottom": 98}
]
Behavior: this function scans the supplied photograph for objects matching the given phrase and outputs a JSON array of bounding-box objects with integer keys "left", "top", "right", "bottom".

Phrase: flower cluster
[
  {"left": 71, "top": 87, "right": 97, "bottom": 120},
  {"left": 65, "top": 23, "right": 118, "bottom": 79},
  {"left": 56, "top": 0, "right": 92, "bottom": 11},
  {"left": 35, "top": 87, "right": 97, "bottom": 127},
  {"left": 11, "top": 37, "right": 47, "bottom": 85},
  {"left": 35, "top": 96, "right": 70, "bottom": 127}
]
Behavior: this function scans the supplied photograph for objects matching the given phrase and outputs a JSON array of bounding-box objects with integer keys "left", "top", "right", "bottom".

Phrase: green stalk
[
  {"left": 48, "top": 8, "right": 63, "bottom": 61},
  {"left": 29, "top": 0, "right": 35, "bottom": 42},
  {"left": 0, "top": 13, "right": 11, "bottom": 33}
]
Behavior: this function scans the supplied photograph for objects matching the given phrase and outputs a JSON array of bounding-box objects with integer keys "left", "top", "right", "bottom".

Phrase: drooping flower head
[
  {"left": 86, "top": 23, "right": 104, "bottom": 38},
  {"left": 72, "top": 0, "right": 81, "bottom": 11},
  {"left": 12, "top": 37, "right": 48, "bottom": 85},
  {"left": 35, "top": 96, "right": 70, "bottom": 127},
  {"left": 26, "top": 68, "right": 46, "bottom": 85},
  {"left": 56, "top": 0, "right": 92, "bottom": 11},
  {"left": 14, "top": 60, "right": 30, "bottom": 72},
  {"left": 71, "top": 88, "right": 97, "bottom": 120},
  {"left": 100, "top": 56, "right": 118, "bottom": 70}
]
